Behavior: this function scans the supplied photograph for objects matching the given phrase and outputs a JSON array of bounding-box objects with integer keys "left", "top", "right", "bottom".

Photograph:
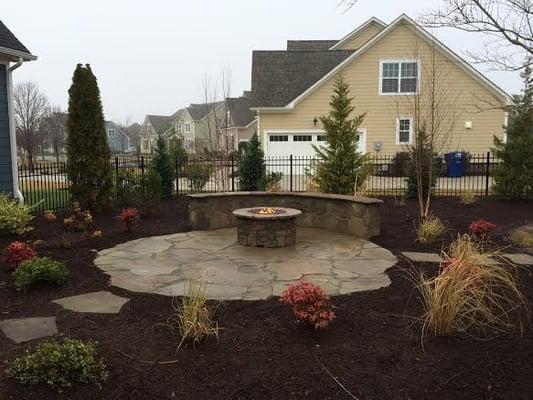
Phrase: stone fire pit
[{"left": 233, "top": 207, "right": 302, "bottom": 248}]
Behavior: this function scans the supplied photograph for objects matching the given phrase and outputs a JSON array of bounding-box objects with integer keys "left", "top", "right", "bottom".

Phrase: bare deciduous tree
[
  {"left": 14, "top": 81, "right": 48, "bottom": 171},
  {"left": 420, "top": 0, "right": 533, "bottom": 71},
  {"left": 40, "top": 106, "right": 67, "bottom": 162}
]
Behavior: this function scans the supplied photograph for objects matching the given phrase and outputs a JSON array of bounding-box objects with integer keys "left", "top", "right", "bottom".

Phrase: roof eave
[
  {"left": 250, "top": 106, "right": 293, "bottom": 113},
  {"left": 329, "top": 17, "right": 387, "bottom": 50},
  {"left": 0, "top": 46, "right": 37, "bottom": 61}
]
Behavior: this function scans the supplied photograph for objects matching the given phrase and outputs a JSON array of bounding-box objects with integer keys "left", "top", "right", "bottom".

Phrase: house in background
[
  {"left": 250, "top": 15, "right": 509, "bottom": 158},
  {"left": 212, "top": 95, "right": 257, "bottom": 152},
  {"left": 0, "top": 20, "right": 36, "bottom": 200},
  {"left": 105, "top": 121, "right": 133, "bottom": 153}
]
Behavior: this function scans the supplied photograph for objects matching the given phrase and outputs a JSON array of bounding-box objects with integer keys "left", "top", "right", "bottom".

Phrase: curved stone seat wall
[{"left": 187, "top": 192, "right": 382, "bottom": 239}]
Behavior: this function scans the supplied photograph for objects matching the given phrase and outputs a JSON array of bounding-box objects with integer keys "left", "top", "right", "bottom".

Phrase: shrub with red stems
[
  {"left": 2, "top": 242, "right": 36, "bottom": 270},
  {"left": 468, "top": 219, "right": 496, "bottom": 240},
  {"left": 116, "top": 208, "right": 141, "bottom": 232},
  {"left": 279, "top": 281, "right": 336, "bottom": 329}
]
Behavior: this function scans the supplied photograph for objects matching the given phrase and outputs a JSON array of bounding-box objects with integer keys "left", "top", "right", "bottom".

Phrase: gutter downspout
[{"left": 7, "top": 57, "right": 24, "bottom": 202}]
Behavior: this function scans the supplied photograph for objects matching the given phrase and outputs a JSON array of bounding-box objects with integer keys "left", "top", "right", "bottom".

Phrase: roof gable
[
  {"left": 287, "top": 40, "right": 339, "bottom": 51},
  {"left": 146, "top": 114, "right": 172, "bottom": 134},
  {"left": 226, "top": 97, "right": 255, "bottom": 127},
  {"left": 279, "top": 14, "right": 510, "bottom": 109},
  {"left": 187, "top": 102, "right": 223, "bottom": 120},
  {"left": 0, "top": 20, "right": 35, "bottom": 59},
  {"left": 329, "top": 17, "right": 386, "bottom": 50}
]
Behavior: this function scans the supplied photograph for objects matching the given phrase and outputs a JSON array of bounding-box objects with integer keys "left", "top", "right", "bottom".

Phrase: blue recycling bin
[{"left": 445, "top": 151, "right": 466, "bottom": 178}]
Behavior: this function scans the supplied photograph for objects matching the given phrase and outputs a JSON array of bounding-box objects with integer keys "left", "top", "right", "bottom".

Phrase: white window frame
[
  {"left": 185, "top": 122, "right": 191, "bottom": 133},
  {"left": 379, "top": 59, "right": 420, "bottom": 96},
  {"left": 108, "top": 128, "right": 115, "bottom": 137},
  {"left": 396, "top": 117, "right": 413, "bottom": 145},
  {"left": 176, "top": 124, "right": 183, "bottom": 134}
]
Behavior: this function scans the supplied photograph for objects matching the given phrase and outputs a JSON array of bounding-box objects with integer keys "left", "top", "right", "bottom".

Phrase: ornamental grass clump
[
  {"left": 165, "top": 281, "right": 219, "bottom": 350},
  {"left": 414, "top": 234, "right": 528, "bottom": 339},
  {"left": 460, "top": 190, "right": 477, "bottom": 206},
  {"left": 5, "top": 338, "right": 108, "bottom": 391},
  {"left": 280, "top": 281, "right": 336, "bottom": 329},
  {"left": 13, "top": 256, "right": 68, "bottom": 291},
  {"left": 1, "top": 242, "right": 36, "bottom": 270},
  {"left": 416, "top": 215, "right": 446, "bottom": 244}
]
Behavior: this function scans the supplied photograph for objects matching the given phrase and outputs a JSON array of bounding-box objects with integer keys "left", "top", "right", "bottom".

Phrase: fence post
[
  {"left": 141, "top": 156, "right": 145, "bottom": 175},
  {"left": 231, "top": 154, "right": 235, "bottom": 192},
  {"left": 175, "top": 156, "right": 179, "bottom": 196},
  {"left": 290, "top": 154, "right": 293, "bottom": 192},
  {"left": 485, "top": 151, "right": 491, "bottom": 196},
  {"left": 114, "top": 157, "right": 119, "bottom": 179}
]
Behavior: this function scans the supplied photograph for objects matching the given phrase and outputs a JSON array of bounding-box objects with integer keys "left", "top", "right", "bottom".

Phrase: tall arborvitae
[
  {"left": 66, "top": 64, "right": 113, "bottom": 209},
  {"left": 492, "top": 61, "right": 533, "bottom": 199},
  {"left": 150, "top": 135, "right": 173, "bottom": 197},
  {"left": 239, "top": 133, "right": 265, "bottom": 191},
  {"left": 313, "top": 76, "right": 368, "bottom": 195}
]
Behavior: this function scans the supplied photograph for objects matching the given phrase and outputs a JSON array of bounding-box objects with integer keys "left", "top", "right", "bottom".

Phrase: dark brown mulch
[{"left": 0, "top": 196, "right": 532, "bottom": 400}]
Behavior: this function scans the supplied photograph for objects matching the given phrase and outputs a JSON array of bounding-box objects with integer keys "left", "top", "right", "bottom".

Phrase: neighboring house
[
  {"left": 250, "top": 15, "right": 510, "bottom": 158},
  {"left": 216, "top": 95, "right": 257, "bottom": 152},
  {"left": 0, "top": 20, "right": 36, "bottom": 200},
  {"left": 138, "top": 114, "right": 174, "bottom": 153},
  {"left": 105, "top": 121, "right": 133, "bottom": 153}
]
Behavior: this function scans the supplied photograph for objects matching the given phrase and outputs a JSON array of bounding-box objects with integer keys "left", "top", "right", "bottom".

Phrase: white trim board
[{"left": 329, "top": 17, "right": 387, "bottom": 50}]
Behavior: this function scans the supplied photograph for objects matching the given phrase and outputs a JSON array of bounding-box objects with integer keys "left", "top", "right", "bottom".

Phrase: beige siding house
[{"left": 251, "top": 15, "right": 509, "bottom": 157}]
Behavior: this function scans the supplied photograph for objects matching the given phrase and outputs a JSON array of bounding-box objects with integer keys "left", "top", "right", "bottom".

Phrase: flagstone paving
[
  {"left": 503, "top": 253, "right": 533, "bottom": 266},
  {"left": 0, "top": 317, "right": 57, "bottom": 343},
  {"left": 402, "top": 252, "right": 444, "bottom": 263},
  {"left": 95, "top": 228, "right": 398, "bottom": 300},
  {"left": 52, "top": 291, "right": 129, "bottom": 314}
]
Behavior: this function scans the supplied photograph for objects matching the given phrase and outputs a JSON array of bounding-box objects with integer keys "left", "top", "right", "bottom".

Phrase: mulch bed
[{"left": 1, "top": 196, "right": 532, "bottom": 400}]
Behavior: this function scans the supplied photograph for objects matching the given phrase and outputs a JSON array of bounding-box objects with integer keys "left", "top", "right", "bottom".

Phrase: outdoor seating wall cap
[{"left": 186, "top": 191, "right": 383, "bottom": 205}]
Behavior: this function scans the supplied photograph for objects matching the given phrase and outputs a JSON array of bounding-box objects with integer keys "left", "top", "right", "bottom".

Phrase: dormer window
[{"left": 380, "top": 60, "right": 419, "bottom": 95}]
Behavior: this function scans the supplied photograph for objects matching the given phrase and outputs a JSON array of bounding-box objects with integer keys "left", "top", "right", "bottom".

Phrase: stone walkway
[
  {"left": 95, "top": 228, "right": 398, "bottom": 300},
  {"left": 402, "top": 251, "right": 533, "bottom": 265}
]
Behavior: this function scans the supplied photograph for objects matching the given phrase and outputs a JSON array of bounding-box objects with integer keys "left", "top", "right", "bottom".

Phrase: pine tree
[
  {"left": 313, "top": 76, "right": 368, "bottom": 195},
  {"left": 168, "top": 137, "right": 188, "bottom": 176},
  {"left": 150, "top": 135, "right": 173, "bottom": 197},
  {"left": 239, "top": 133, "right": 265, "bottom": 191},
  {"left": 493, "top": 61, "right": 533, "bottom": 199},
  {"left": 66, "top": 64, "right": 113, "bottom": 209}
]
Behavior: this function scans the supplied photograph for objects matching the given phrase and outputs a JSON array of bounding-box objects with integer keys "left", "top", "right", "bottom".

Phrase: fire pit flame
[{"left": 256, "top": 207, "right": 277, "bottom": 215}]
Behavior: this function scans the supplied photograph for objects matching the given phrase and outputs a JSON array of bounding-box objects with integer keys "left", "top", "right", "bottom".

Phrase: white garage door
[{"left": 265, "top": 130, "right": 366, "bottom": 158}]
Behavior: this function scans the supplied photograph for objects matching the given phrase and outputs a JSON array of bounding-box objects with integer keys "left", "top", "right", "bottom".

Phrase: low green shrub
[
  {"left": 5, "top": 338, "right": 108, "bottom": 391},
  {"left": 115, "top": 169, "right": 163, "bottom": 207},
  {"left": 0, "top": 195, "right": 34, "bottom": 235},
  {"left": 187, "top": 162, "right": 212, "bottom": 192},
  {"left": 12, "top": 257, "right": 68, "bottom": 290}
]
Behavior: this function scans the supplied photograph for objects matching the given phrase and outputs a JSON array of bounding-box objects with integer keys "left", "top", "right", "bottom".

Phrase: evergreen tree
[
  {"left": 493, "top": 61, "right": 533, "bottom": 199},
  {"left": 150, "top": 135, "right": 173, "bottom": 197},
  {"left": 239, "top": 133, "right": 265, "bottom": 191},
  {"left": 66, "top": 64, "right": 113, "bottom": 209},
  {"left": 313, "top": 76, "right": 368, "bottom": 195},
  {"left": 405, "top": 128, "right": 439, "bottom": 199},
  {"left": 168, "top": 137, "right": 188, "bottom": 176}
]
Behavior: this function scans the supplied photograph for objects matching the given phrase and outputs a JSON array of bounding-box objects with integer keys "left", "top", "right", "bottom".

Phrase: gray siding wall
[
  {"left": 106, "top": 121, "right": 130, "bottom": 152},
  {"left": 0, "top": 64, "right": 14, "bottom": 195}
]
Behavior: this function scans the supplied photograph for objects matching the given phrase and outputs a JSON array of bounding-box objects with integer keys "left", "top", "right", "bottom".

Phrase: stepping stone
[
  {"left": 402, "top": 252, "right": 443, "bottom": 263},
  {"left": 0, "top": 317, "right": 57, "bottom": 343},
  {"left": 503, "top": 253, "right": 533, "bottom": 266},
  {"left": 53, "top": 291, "right": 129, "bottom": 314}
]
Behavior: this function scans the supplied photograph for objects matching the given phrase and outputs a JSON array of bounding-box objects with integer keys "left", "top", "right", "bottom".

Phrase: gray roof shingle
[
  {"left": 0, "top": 20, "right": 31, "bottom": 55},
  {"left": 286, "top": 40, "right": 338, "bottom": 51},
  {"left": 251, "top": 50, "right": 354, "bottom": 108},
  {"left": 226, "top": 97, "right": 255, "bottom": 127},
  {"left": 187, "top": 102, "right": 223, "bottom": 120},
  {"left": 147, "top": 115, "right": 172, "bottom": 134}
]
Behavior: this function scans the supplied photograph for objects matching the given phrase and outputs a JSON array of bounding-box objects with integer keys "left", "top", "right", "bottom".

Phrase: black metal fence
[{"left": 17, "top": 152, "right": 500, "bottom": 212}]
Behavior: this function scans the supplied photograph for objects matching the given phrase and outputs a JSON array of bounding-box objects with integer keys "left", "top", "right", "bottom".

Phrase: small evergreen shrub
[
  {"left": 150, "top": 135, "right": 173, "bottom": 197},
  {"left": 116, "top": 169, "right": 163, "bottom": 207},
  {"left": 239, "top": 134, "right": 265, "bottom": 191},
  {"left": 5, "top": 338, "right": 108, "bottom": 391},
  {"left": 187, "top": 162, "right": 212, "bottom": 192},
  {"left": 468, "top": 219, "right": 496, "bottom": 240},
  {"left": 1, "top": 242, "right": 36, "bottom": 270},
  {"left": 12, "top": 257, "right": 68, "bottom": 290},
  {"left": 116, "top": 208, "right": 141, "bottom": 232},
  {"left": 168, "top": 138, "right": 188, "bottom": 176},
  {"left": 0, "top": 195, "right": 34, "bottom": 235},
  {"left": 280, "top": 281, "right": 336, "bottom": 329}
]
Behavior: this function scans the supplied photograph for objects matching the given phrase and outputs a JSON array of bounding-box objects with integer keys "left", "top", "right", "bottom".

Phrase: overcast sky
[{"left": 3, "top": 0, "right": 523, "bottom": 124}]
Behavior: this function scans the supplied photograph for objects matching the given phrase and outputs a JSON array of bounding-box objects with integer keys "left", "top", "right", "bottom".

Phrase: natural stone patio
[
  {"left": 402, "top": 252, "right": 444, "bottom": 263},
  {"left": 503, "top": 253, "right": 533, "bottom": 266},
  {"left": 0, "top": 317, "right": 57, "bottom": 343},
  {"left": 95, "top": 228, "right": 397, "bottom": 300},
  {"left": 53, "top": 291, "right": 129, "bottom": 313}
]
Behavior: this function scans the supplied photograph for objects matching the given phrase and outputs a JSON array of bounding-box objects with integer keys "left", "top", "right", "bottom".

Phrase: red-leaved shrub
[
  {"left": 117, "top": 208, "right": 141, "bottom": 232},
  {"left": 2, "top": 242, "right": 36, "bottom": 270},
  {"left": 468, "top": 219, "right": 496, "bottom": 240},
  {"left": 279, "top": 281, "right": 336, "bottom": 329}
]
